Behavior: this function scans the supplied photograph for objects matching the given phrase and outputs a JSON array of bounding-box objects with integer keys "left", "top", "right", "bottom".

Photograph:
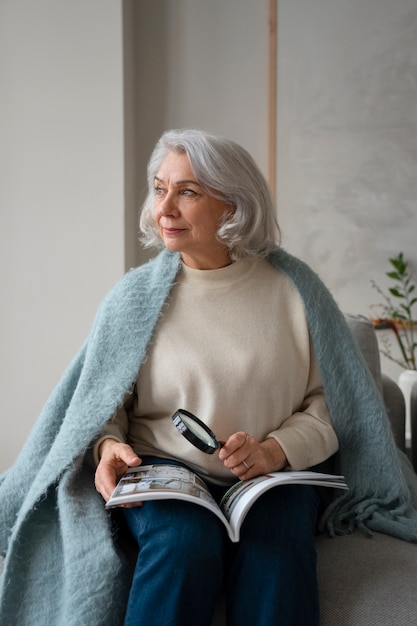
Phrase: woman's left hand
[{"left": 218, "top": 432, "right": 288, "bottom": 479}]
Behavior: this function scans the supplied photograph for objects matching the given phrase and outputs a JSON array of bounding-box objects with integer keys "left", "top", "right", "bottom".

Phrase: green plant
[{"left": 371, "top": 252, "right": 417, "bottom": 370}]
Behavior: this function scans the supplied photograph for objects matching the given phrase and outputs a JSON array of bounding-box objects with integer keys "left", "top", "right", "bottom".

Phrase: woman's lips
[{"left": 162, "top": 227, "right": 186, "bottom": 235}]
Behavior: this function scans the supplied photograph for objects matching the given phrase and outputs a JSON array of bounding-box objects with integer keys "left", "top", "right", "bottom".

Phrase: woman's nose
[{"left": 158, "top": 192, "right": 179, "bottom": 216}]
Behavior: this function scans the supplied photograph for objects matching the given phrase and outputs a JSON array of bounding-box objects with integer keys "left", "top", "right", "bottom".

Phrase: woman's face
[{"left": 153, "top": 151, "right": 233, "bottom": 270}]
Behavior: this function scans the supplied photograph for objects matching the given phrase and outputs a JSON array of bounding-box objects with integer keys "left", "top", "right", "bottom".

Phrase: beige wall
[
  {"left": 0, "top": 0, "right": 126, "bottom": 471},
  {"left": 0, "top": 0, "right": 270, "bottom": 471}
]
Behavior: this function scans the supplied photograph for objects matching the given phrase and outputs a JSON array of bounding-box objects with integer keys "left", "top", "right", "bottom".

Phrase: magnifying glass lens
[
  {"left": 172, "top": 409, "right": 223, "bottom": 454},
  {"left": 180, "top": 414, "right": 217, "bottom": 447}
]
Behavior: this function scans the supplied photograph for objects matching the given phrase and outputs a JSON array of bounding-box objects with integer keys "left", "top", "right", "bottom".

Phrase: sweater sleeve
[
  {"left": 267, "top": 358, "right": 339, "bottom": 471},
  {"left": 92, "top": 392, "right": 132, "bottom": 466}
]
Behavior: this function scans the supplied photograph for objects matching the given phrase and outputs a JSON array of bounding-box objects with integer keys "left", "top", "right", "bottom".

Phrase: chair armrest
[
  {"left": 382, "top": 374, "right": 406, "bottom": 452},
  {"left": 411, "top": 381, "right": 417, "bottom": 472}
]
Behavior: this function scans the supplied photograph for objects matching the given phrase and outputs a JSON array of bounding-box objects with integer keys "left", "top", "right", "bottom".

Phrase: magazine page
[
  {"left": 105, "top": 464, "right": 237, "bottom": 540},
  {"left": 220, "top": 471, "right": 348, "bottom": 542}
]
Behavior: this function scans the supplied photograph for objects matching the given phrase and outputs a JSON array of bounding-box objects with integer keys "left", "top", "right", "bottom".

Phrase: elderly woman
[
  {"left": 94, "top": 129, "right": 339, "bottom": 626},
  {"left": 2, "top": 130, "right": 416, "bottom": 626}
]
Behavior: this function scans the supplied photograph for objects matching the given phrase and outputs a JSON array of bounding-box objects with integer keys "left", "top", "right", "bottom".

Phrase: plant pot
[{"left": 398, "top": 369, "right": 417, "bottom": 448}]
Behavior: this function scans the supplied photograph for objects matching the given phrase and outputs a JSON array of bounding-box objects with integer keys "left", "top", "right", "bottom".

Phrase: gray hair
[{"left": 139, "top": 129, "right": 281, "bottom": 260}]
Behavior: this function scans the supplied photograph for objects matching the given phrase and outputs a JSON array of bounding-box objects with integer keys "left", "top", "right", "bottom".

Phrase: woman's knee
[
  {"left": 240, "top": 485, "right": 320, "bottom": 543},
  {"left": 124, "top": 500, "right": 226, "bottom": 560}
]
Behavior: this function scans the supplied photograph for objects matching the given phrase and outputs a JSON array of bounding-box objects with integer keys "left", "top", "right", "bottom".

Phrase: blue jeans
[{"left": 122, "top": 465, "right": 320, "bottom": 626}]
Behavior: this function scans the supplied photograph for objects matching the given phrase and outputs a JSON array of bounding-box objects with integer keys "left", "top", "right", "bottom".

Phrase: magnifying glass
[{"left": 172, "top": 409, "right": 225, "bottom": 454}]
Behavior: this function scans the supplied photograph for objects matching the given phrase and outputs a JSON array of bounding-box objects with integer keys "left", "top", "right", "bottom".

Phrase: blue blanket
[{"left": 1, "top": 248, "right": 416, "bottom": 625}]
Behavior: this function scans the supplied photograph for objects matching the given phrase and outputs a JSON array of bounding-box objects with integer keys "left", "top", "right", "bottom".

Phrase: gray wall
[
  {"left": 125, "top": 0, "right": 270, "bottom": 268},
  {"left": 277, "top": 0, "right": 417, "bottom": 380},
  {"left": 1, "top": 0, "right": 416, "bottom": 470}
]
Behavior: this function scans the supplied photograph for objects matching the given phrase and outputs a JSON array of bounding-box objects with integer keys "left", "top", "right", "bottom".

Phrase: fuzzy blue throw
[{"left": 1, "top": 248, "right": 417, "bottom": 625}]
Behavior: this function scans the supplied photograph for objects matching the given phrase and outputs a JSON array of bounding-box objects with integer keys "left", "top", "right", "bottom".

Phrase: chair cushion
[
  {"left": 344, "top": 314, "right": 383, "bottom": 395},
  {"left": 211, "top": 531, "right": 417, "bottom": 626},
  {"left": 317, "top": 532, "right": 417, "bottom": 625}
]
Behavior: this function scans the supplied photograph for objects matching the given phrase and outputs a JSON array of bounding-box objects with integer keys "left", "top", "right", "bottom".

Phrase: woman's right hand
[{"left": 94, "top": 439, "right": 141, "bottom": 503}]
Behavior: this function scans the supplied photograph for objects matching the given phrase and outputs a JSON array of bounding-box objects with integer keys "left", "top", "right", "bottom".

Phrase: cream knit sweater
[{"left": 98, "top": 257, "right": 338, "bottom": 485}]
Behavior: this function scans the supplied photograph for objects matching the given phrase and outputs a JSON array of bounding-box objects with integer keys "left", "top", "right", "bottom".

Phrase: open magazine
[{"left": 106, "top": 464, "right": 348, "bottom": 542}]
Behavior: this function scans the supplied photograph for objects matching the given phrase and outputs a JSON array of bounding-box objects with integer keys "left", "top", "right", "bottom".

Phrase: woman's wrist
[
  {"left": 97, "top": 437, "right": 123, "bottom": 460},
  {"left": 260, "top": 437, "right": 288, "bottom": 472}
]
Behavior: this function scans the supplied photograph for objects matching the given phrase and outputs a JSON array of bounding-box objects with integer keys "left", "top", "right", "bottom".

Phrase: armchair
[
  {"left": 411, "top": 382, "right": 417, "bottom": 472},
  {"left": 211, "top": 314, "right": 417, "bottom": 626},
  {"left": 318, "top": 315, "right": 417, "bottom": 626}
]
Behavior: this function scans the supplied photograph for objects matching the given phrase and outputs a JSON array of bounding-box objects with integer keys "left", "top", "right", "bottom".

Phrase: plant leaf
[
  {"left": 389, "top": 288, "right": 404, "bottom": 298},
  {"left": 387, "top": 271, "right": 402, "bottom": 280}
]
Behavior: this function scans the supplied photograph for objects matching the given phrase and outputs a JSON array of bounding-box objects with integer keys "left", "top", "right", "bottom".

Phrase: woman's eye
[
  {"left": 154, "top": 187, "right": 164, "bottom": 196},
  {"left": 182, "top": 188, "right": 196, "bottom": 196}
]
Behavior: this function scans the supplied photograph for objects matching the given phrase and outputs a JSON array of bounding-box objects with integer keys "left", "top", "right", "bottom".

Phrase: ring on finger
[{"left": 242, "top": 460, "right": 250, "bottom": 470}]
